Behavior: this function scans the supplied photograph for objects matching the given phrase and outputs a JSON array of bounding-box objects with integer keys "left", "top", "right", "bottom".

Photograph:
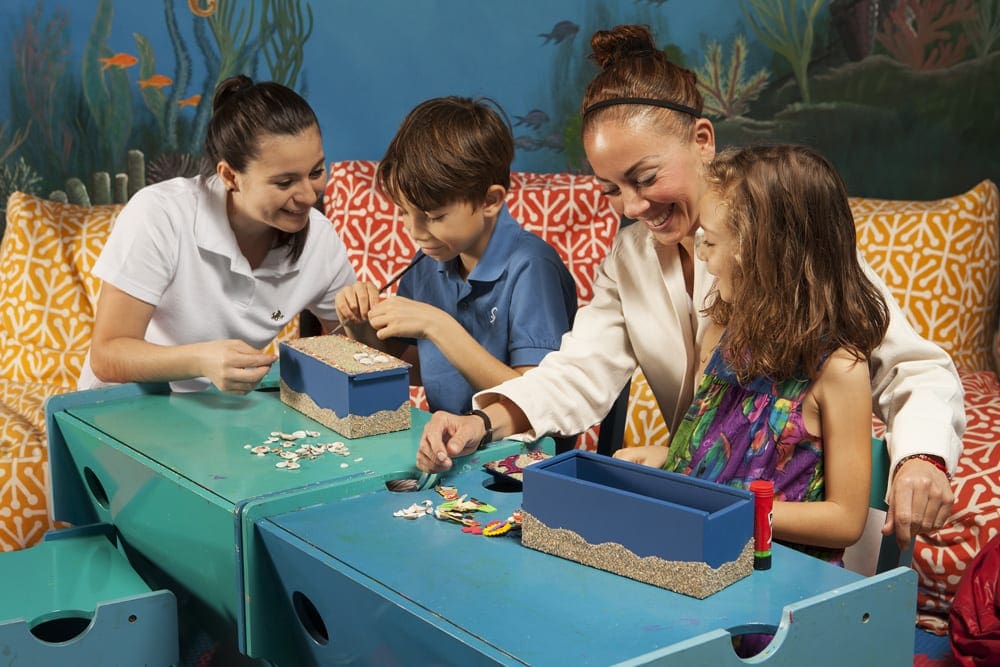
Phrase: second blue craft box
[{"left": 522, "top": 450, "right": 753, "bottom": 568}]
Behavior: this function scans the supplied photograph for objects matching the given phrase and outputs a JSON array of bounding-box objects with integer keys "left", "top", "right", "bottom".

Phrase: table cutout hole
[
  {"left": 30, "top": 616, "right": 92, "bottom": 643},
  {"left": 385, "top": 477, "right": 420, "bottom": 492},
  {"left": 862, "top": 612, "right": 871, "bottom": 623},
  {"left": 83, "top": 467, "right": 110, "bottom": 510},
  {"left": 293, "top": 591, "right": 328, "bottom": 645},
  {"left": 482, "top": 478, "right": 522, "bottom": 493},
  {"left": 728, "top": 626, "right": 778, "bottom": 659}
]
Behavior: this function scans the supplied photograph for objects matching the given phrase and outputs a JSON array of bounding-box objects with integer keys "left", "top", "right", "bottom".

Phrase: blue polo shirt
[{"left": 397, "top": 205, "right": 577, "bottom": 414}]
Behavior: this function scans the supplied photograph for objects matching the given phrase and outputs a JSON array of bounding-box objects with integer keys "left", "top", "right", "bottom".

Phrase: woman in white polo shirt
[{"left": 79, "top": 75, "right": 356, "bottom": 394}]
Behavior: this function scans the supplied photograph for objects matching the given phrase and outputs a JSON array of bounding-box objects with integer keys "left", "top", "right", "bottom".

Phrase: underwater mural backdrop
[{"left": 0, "top": 0, "right": 997, "bottom": 238}]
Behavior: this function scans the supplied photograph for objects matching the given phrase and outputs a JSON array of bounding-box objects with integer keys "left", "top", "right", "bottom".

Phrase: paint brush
[{"left": 378, "top": 251, "right": 426, "bottom": 293}]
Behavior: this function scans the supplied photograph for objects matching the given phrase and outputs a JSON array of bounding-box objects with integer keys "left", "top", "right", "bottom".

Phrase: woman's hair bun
[
  {"left": 589, "top": 24, "right": 659, "bottom": 69},
  {"left": 212, "top": 74, "right": 254, "bottom": 113}
]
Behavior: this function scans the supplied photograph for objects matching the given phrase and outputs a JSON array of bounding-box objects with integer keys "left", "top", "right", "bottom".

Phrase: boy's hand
[
  {"left": 335, "top": 282, "right": 382, "bottom": 324},
  {"left": 369, "top": 296, "right": 443, "bottom": 340}
]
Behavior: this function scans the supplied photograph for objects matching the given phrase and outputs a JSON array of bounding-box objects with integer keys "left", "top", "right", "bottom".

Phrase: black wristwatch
[{"left": 466, "top": 409, "right": 494, "bottom": 448}]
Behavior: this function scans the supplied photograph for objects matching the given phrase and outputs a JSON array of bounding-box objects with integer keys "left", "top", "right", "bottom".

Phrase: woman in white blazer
[{"left": 417, "top": 25, "right": 963, "bottom": 548}]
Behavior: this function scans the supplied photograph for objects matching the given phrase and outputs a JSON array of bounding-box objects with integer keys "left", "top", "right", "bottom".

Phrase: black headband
[{"left": 583, "top": 96, "right": 701, "bottom": 119}]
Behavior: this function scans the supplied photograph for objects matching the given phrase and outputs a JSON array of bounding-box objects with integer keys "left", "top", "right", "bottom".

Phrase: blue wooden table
[
  {"left": 44, "top": 382, "right": 541, "bottom": 662},
  {"left": 255, "top": 466, "right": 917, "bottom": 666}
]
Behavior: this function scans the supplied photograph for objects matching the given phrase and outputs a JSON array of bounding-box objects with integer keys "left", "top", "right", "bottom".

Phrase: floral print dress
[{"left": 663, "top": 343, "right": 841, "bottom": 564}]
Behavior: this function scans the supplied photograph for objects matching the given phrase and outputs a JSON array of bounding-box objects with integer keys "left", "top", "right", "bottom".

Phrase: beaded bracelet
[{"left": 894, "top": 453, "right": 952, "bottom": 481}]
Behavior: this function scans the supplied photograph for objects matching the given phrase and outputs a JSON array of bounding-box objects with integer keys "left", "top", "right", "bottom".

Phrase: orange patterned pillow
[
  {"left": 623, "top": 368, "right": 670, "bottom": 448},
  {"left": 852, "top": 180, "right": 1000, "bottom": 372},
  {"left": 0, "top": 193, "right": 122, "bottom": 387}
]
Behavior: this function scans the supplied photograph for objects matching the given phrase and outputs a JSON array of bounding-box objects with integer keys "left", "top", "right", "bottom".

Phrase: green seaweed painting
[{"left": 2, "top": 0, "right": 315, "bottom": 211}]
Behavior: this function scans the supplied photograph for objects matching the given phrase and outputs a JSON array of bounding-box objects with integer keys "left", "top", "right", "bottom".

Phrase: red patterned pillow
[
  {"left": 913, "top": 369, "right": 1000, "bottom": 633},
  {"left": 323, "top": 161, "right": 620, "bottom": 305}
]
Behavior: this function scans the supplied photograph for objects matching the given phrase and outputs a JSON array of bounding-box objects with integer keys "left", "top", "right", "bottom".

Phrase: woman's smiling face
[{"left": 584, "top": 115, "right": 715, "bottom": 247}]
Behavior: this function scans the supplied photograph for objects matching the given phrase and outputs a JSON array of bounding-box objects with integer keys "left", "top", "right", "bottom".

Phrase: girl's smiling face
[
  {"left": 224, "top": 125, "right": 327, "bottom": 234},
  {"left": 584, "top": 115, "right": 715, "bottom": 247},
  {"left": 696, "top": 189, "right": 738, "bottom": 303}
]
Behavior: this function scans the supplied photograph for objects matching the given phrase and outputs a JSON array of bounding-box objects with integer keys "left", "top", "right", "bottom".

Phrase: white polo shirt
[{"left": 78, "top": 175, "right": 356, "bottom": 391}]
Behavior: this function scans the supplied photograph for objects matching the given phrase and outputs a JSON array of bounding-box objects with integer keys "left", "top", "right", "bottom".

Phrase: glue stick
[{"left": 749, "top": 479, "right": 774, "bottom": 570}]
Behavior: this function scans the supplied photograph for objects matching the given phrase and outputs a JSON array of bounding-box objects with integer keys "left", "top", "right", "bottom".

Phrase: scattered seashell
[
  {"left": 358, "top": 357, "right": 374, "bottom": 365},
  {"left": 354, "top": 457, "right": 364, "bottom": 462},
  {"left": 291, "top": 430, "right": 307, "bottom": 439},
  {"left": 275, "top": 461, "right": 289, "bottom": 468},
  {"left": 372, "top": 355, "right": 390, "bottom": 363},
  {"left": 305, "top": 430, "right": 320, "bottom": 438},
  {"left": 340, "top": 462, "right": 349, "bottom": 468}
]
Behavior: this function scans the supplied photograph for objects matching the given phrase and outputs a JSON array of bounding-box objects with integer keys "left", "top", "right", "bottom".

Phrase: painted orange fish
[
  {"left": 138, "top": 74, "right": 173, "bottom": 89},
  {"left": 177, "top": 94, "right": 202, "bottom": 107},
  {"left": 99, "top": 53, "right": 138, "bottom": 70},
  {"left": 188, "top": 0, "right": 217, "bottom": 17}
]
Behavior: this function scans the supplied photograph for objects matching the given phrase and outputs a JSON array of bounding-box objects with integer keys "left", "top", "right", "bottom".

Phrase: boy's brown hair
[
  {"left": 704, "top": 144, "right": 890, "bottom": 382},
  {"left": 376, "top": 96, "right": 514, "bottom": 211}
]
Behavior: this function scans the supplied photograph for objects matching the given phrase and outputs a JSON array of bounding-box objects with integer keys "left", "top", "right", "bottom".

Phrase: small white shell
[
  {"left": 340, "top": 462, "right": 349, "bottom": 469},
  {"left": 372, "top": 355, "right": 390, "bottom": 363}
]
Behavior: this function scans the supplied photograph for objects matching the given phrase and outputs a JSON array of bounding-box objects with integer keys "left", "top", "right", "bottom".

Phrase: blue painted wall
[{"left": 1, "top": 0, "right": 996, "bottom": 205}]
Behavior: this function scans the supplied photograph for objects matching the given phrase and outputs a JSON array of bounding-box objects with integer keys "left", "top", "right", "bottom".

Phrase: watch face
[{"left": 482, "top": 450, "right": 552, "bottom": 485}]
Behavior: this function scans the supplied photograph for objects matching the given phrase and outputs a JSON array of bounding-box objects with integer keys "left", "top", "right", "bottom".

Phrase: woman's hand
[
  {"left": 417, "top": 411, "right": 485, "bottom": 472},
  {"left": 197, "top": 339, "right": 277, "bottom": 395},
  {"left": 613, "top": 445, "right": 670, "bottom": 469}
]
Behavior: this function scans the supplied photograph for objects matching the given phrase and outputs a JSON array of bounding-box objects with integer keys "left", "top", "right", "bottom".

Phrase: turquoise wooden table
[
  {"left": 254, "top": 465, "right": 918, "bottom": 667},
  {"left": 45, "top": 381, "right": 541, "bottom": 662}
]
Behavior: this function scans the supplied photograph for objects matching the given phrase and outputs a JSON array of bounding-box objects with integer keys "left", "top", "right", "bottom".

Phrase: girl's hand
[
  {"left": 199, "top": 339, "right": 277, "bottom": 395},
  {"left": 335, "top": 282, "right": 382, "bottom": 324},
  {"left": 368, "top": 295, "right": 443, "bottom": 340},
  {"left": 613, "top": 445, "right": 670, "bottom": 469}
]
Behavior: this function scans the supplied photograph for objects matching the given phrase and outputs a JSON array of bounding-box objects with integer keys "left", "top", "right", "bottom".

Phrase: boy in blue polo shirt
[{"left": 335, "top": 96, "right": 577, "bottom": 416}]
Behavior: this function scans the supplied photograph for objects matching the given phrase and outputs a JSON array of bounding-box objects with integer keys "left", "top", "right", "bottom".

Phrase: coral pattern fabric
[
  {"left": 323, "top": 161, "right": 621, "bottom": 450},
  {"left": 852, "top": 180, "right": 1000, "bottom": 373},
  {"left": 914, "top": 369, "right": 1000, "bottom": 633},
  {"left": 0, "top": 193, "right": 119, "bottom": 550},
  {"left": 0, "top": 192, "right": 298, "bottom": 551}
]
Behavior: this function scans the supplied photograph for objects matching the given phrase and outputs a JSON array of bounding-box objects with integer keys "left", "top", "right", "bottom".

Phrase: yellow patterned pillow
[
  {"left": 623, "top": 368, "right": 670, "bottom": 448},
  {"left": 852, "top": 180, "right": 999, "bottom": 373},
  {"left": 1, "top": 193, "right": 122, "bottom": 387}
]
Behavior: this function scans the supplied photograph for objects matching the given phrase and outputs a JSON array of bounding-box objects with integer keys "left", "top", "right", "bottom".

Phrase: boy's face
[{"left": 396, "top": 190, "right": 502, "bottom": 264}]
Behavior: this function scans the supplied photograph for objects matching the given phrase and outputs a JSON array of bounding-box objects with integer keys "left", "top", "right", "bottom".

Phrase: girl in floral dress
[{"left": 616, "top": 144, "right": 890, "bottom": 564}]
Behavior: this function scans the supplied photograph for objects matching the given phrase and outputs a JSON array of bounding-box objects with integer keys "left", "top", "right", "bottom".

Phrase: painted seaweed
[
  {"left": 877, "top": 0, "right": 975, "bottom": 70},
  {"left": 742, "top": 0, "right": 824, "bottom": 103},
  {"left": 696, "top": 34, "right": 771, "bottom": 119}
]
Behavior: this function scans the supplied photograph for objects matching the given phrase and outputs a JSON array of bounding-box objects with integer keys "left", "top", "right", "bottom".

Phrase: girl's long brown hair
[{"left": 704, "top": 145, "right": 889, "bottom": 381}]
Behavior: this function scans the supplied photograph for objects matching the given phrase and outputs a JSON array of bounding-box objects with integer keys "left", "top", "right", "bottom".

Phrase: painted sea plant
[
  {"left": 696, "top": 34, "right": 770, "bottom": 119},
  {"left": 877, "top": 0, "right": 976, "bottom": 70},
  {"left": 742, "top": 0, "right": 824, "bottom": 104}
]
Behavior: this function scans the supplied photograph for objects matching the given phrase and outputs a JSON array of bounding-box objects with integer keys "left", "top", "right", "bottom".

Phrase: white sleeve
[
  {"left": 863, "top": 256, "right": 966, "bottom": 474},
  {"left": 304, "top": 213, "right": 357, "bottom": 322},
  {"left": 474, "top": 236, "right": 637, "bottom": 438},
  {"left": 92, "top": 187, "right": 179, "bottom": 306}
]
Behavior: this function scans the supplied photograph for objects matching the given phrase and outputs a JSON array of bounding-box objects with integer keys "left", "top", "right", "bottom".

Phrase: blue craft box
[
  {"left": 522, "top": 450, "right": 753, "bottom": 569},
  {"left": 279, "top": 335, "right": 411, "bottom": 438}
]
